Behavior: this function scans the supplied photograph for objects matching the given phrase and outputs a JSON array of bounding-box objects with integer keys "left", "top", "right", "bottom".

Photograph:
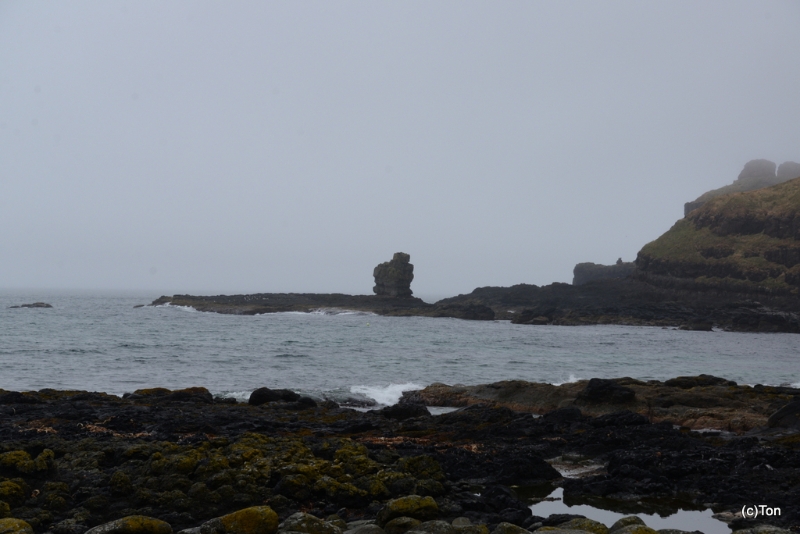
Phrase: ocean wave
[
  {"left": 309, "top": 308, "right": 377, "bottom": 316},
  {"left": 552, "top": 373, "right": 581, "bottom": 386},
  {"left": 154, "top": 303, "right": 197, "bottom": 312},
  {"left": 350, "top": 382, "right": 423, "bottom": 406}
]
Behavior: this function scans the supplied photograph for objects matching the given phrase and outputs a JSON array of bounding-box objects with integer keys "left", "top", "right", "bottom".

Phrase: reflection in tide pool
[{"left": 529, "top": 488, "right": 730, "bottom": 534}]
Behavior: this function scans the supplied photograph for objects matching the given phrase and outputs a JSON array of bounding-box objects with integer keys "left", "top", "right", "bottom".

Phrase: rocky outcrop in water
[
  {"left": 684, "top": 159, "right": 800, "bottom": 216},
  {"left": 8, "top": 302, "right": 52, "bottom": 309},
  {"left": 373, "top": 253, "right": 414, "bottom": 297},
  {"left": 572, "top": 259, "right": 635, "bottom": 285}
]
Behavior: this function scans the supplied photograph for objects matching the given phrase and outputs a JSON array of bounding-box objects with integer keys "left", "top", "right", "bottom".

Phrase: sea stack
[{"left": 373, "top": 252, "right": 414, "bottom": 297}]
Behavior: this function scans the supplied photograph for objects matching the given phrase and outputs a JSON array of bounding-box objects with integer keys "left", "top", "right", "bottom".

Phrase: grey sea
[
  {"left": 4, "top": 290, "right": 799, "bottom": 533},
  {"left": 2, "top": 290, "right": 799, "bottom": 404}
]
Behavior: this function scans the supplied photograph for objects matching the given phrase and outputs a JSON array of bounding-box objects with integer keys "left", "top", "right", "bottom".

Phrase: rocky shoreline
[{"left": 1, "top": 376, "right": 798, "bottom": 533}]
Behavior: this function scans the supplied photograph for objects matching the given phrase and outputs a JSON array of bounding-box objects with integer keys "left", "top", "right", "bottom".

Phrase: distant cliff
[
  {"left": 572, "top": 259, "right": 635, "bottom": 285},
  {"left": 639, "top": 176, "right": 800, "bottom": 295},
  {"left": 684, "top": 159, "right": 800, "bottom": 216}
]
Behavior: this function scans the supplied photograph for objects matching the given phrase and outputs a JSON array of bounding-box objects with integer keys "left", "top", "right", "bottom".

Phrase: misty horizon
[{"left": 2, "top": 1, "right": 799, "bottom": 297}]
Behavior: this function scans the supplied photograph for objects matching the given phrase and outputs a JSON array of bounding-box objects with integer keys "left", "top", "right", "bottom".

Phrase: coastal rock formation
[
  {"left": 0, "top": 381, "right": 798, "bottom": 531},
  {"left": 572, "top": 259, "right": 635, "bottom": 285},
  {"left": 684, "top": 159, "right": 800, "bottom": 216},
  {"left": 8, "top": 302, "right": 52, "bottom": 309},
  {"left": 399, "top": 376, "right": 798, "bottom": 432},
  {"left": 373, "top": 253, "right": 414, "bottom": 297},
  {"left": 637, "top": 176, "right": 800, "bottom": 295}
]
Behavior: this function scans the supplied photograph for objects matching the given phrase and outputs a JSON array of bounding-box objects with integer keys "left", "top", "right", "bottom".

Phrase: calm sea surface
[{"left": 2, "top": 291, "right": 798, "bottom": 404}]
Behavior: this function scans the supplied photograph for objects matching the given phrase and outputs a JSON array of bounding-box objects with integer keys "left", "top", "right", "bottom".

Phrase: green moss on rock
[
  {"left": 83, "top": 515, "right": 172, "bottom": 534},
  {"left": 213, "top": 506, "right": 278, "bottom": 534},
  {"left": 0, "top": 518, "right": 34, "bottom": 534},
  {"left": 376, "top": 496, "right": 439, "bottom": 527}
]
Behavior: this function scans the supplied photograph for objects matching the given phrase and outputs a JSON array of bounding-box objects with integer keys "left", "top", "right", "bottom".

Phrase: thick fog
[{"left": 2, "top": 1, "right": 799, "bottom": 299}]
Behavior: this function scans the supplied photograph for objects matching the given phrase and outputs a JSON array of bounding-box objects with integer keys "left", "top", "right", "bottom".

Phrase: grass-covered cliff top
[{"left": 637, "top": 177, "right": 800, "bottom": 294}]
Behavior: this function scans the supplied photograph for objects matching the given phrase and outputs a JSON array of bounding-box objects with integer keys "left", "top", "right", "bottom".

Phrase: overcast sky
[{"left": 2, "top": 1, "right": 799, "bottom": 299}]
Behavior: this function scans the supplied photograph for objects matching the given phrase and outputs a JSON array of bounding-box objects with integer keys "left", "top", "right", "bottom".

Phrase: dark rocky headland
[
  {"left": 1, "top": 376, "right": 799, "bottom": 533},
  {"left": 146, "top": 164, "right": 800, "bottom": 333}
]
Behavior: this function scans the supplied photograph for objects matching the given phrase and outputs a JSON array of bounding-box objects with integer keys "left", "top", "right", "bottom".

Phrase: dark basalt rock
[
  {"left": 0, "top": 380, "right": 798, "bottom": 531},
  {"left": 768, "top": 398, "right": 800, "bottom": 429},
  {"left": 572, "top": 259, "right": 635, "bottom": 286},
  {"left": 373, "top": 252, "right": 415, "bottom": 297},
  {"left": 248, "top": 387, "right": 301, "bottom": 405},
  {"left": 663, "top": 374, "right": 736, "bottom": 389},
  {"left": 8, "top": 302, "right": 52, "bottom": 308},
  {"left": 378, "top": 403, "right": 430, "bottom": 421},
  {"left": 575, "top": 378, "right": 636, "bottom": 405}
]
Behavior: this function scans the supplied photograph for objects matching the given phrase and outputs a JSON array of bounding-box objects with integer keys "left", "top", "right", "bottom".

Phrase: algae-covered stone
[
  {"left": 0, "top": 518, "right": 34, "bottom": 534},
  {"left": 384, "top": 517, "right": 421, "bottom": 534},
  {"left": 0, "top": 482, "right": 26, "bottom": 507},
  {"left": 609, "top": 518, "right": 644, "bottom": 533},
  {"left": 556, "top": 518, "right": 608, "bottom": 534},
  {"left": 280, "top": 512, "right": 342, "bottom": 534},
  {"left": 84, "top": 515, "right": 172, "bottom": 534},
  {"left": 398, "top": 457, "right": 445, "bottom": 482},
  {"left": 0, "top": 502, "right": 9, "bottom": 519},
  {"left": 454, "top": 526, "right": 488, "bottom": 534},
  {"left": 376, "top": 496, "right": 439, "bottom": 527},
  {"left": 490, "top": 523, "right": 528, "bottom": 534},
  {"left": 201, "top": 506, "right": 279, "bottom": 534}
]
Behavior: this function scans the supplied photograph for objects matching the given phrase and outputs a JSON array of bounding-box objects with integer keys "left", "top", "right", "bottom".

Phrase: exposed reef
[
  {"left": 436, "top": 279, "right": 800, "bottom": 331},
  {"left": 149, "top": 294, "right": 494, "bottom": 322},
  {"left": 8, "top": 303, "right": 52, "bottom": 309},
  {"left": 0, "top": 377, "right": 798, "bottom": 532}
]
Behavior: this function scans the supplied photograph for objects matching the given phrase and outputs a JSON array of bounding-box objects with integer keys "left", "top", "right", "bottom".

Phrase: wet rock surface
[{"left": 0, "top": 379, "right": 798, "bottom": 532}]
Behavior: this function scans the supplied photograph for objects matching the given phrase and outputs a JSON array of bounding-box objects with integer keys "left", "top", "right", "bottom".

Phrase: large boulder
[
  {"left": 373, "top": 253, "right": 414, "bottom": 297},
  {"left": 376, "top": 496, "right": 438, "bottom": 527},
  {"left": 767, "top": 398, "right": 800, "bottom": 429},
  {"left": 575, "top": 378, "right": 635, "bottom": 405},
  {"left": 248, "top": 388, "right": 300, "bottom": 406},
  {"left": 0, "top": 518, "right": 34, "bottom": 534},
  {"left": 200, "top": 506, "right": 278, "bottom": 534}
]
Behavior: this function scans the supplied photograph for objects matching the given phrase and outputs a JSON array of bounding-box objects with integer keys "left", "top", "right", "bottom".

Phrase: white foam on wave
[
  {"left": 552, "top": 373, "right": 580, "bottom": 386},
  {"left": 350, "top": 383, "right": 423, "bottom": 406},
  {"left": 155, "top": 303, "right": 197, "bottom": 312},
  {"left": 218, "top": 390, "right": 252, "bottom": 403}
]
